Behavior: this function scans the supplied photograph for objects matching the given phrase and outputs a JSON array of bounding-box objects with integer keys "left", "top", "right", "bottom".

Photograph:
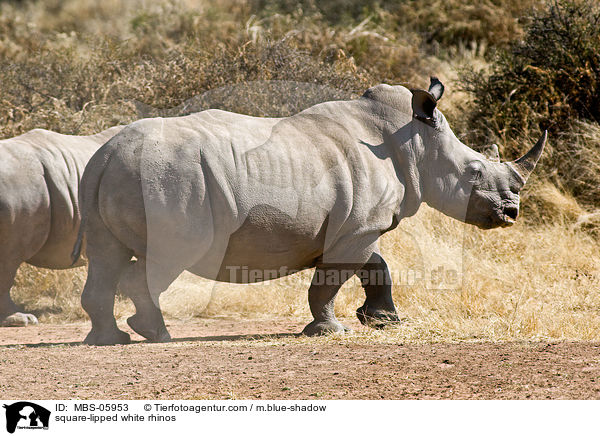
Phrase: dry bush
[
  {"left": 0, "top": 0, "right": 379, "bottom": 138},
  {"left": 393, "top": 0, "right": 542, "bottom": 53},
  {"left": 242, "top": 2, "right": 429, "bottom": 83},
  {"left": 245, "top": 0, "right": 542, "bottom": 84},
  {"left": 252, "top": 0, "right": 541, "bottom": 51},
  {"left": 3, "top": 0, "right": 543, "bottom": 139}
]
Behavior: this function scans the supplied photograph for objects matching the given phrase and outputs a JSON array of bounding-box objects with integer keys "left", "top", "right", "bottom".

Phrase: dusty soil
[{"left": 1, "top": 318, "right": 600, "bottom": 399}]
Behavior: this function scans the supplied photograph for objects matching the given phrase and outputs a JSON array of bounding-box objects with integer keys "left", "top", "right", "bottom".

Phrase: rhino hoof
[
  {"left": 302, "top": 320, "right": 350, "bottom": 336},
  {"left": 356, "top": 306, "right": 401, "bottom": 329},
  {"left": 127, "top": 315, "right": 171, "bottom": 343},
  {"left": 83, "top": 328, "right": 131, "bottom": 346},
  {"left": 1, "top": 312, "right": 39, "bottom": 327}
]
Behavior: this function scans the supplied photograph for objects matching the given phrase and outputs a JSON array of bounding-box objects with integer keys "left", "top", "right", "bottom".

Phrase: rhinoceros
[
  {"left": 0, "top": 126, "right": 123, "bottom": 327},
  {"left": 73, "top": 78, "right": 546, "bottom": 345}
]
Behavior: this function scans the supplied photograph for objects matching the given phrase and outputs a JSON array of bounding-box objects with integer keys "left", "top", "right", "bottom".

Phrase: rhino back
[{"left": 0, "top": 127, "right": 122, "bottom": 268}]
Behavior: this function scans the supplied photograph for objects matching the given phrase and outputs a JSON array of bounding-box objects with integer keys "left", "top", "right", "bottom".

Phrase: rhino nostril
[{"left": 504, "top": 206, "right": 518, "bottom": 220}]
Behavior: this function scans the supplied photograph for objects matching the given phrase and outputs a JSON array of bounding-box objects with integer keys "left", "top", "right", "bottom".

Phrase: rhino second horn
[{"left": 511, "top": 130, "right": 547, "bottom": 182}]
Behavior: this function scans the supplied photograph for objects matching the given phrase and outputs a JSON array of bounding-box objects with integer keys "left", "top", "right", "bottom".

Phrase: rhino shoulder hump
[
  {"left": 362, "top": 83, "right": 394, "bottom": 100},
  {"left": 361, "top": 84, "right": 412, "bottom": 112}
]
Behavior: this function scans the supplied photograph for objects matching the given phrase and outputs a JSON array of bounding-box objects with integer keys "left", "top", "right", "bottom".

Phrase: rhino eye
[{"left": 468, "top": 166, "right": 483, "bottom": 184}]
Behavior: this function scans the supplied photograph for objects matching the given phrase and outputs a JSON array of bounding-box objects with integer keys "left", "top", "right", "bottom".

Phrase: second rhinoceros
[
  {"left": 73, "top": 78, "right": 546, "bottom": 345},
  {"left": 0, "top": 126, "right": 123, "bottom": 327}
]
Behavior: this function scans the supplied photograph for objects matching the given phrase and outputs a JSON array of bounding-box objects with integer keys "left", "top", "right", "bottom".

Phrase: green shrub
[{"left": 462, "top": 0, "right": 600, "bottom": 141}]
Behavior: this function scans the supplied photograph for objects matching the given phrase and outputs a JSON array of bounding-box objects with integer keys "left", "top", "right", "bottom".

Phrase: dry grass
[{"left": 5, "top": 0, "right": 600, "bottom": 342}]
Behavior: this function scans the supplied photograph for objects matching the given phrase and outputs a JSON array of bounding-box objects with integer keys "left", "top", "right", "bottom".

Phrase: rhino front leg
[
  {"left": 356, "top": 253, "right": 400, "bottom": 328},
  {"left": 302, "top": 264, "right": 353, "bottom": 336},
  {"left": 0, "top": 262, "right": 38, "bottom": 327}
]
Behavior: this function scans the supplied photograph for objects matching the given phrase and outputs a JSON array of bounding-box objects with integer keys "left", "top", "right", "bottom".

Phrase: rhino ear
[
  {"left": 428, "top": 76, "right": 444, "bottom": 101},
  {"left": 482, "top": 144, "right": 500, "bottom": 163},
  {"left": 410, "top": 89, "right": 437, "bottom": 121},
  {"left": 410, "top": 76, "right": 443, "bottom": 122}
]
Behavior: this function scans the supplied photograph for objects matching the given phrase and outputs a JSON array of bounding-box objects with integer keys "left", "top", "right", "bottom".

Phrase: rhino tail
[
  {"left": 71, "top": 228, "right": 84, "bottom": 266},
  {"left": 71, "top": 141, "right": 116, "bottom": 266}
]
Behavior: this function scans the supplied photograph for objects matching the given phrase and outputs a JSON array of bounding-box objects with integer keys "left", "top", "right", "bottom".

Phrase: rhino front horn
[{"left": 511, "top": 130, "right": 547, "bottom": 182}]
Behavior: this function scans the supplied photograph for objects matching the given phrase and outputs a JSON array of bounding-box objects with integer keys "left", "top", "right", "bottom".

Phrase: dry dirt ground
[{"left": 1, "top": 317, "right": 600, "bottom": 399}]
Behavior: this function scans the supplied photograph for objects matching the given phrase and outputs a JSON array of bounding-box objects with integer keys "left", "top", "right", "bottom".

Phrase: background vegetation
[{"left": 2, "top": 0, "right": 599, "bottom": 341}]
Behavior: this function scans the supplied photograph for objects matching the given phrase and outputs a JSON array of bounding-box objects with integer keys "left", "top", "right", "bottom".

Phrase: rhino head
[{"left": 410, "top": 77, "right": 546, "bottom": 229}]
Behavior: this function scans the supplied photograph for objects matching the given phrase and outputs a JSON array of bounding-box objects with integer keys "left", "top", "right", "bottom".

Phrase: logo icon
[{"left": 3, "top": 402, "right": 50, "bottom": 434}]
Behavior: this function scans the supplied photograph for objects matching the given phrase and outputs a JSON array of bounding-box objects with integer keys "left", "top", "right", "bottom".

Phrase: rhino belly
[
  {"left": 26, "top": 230, "right": 81, "bottom": 269},
  {"left": 189, "top": 204, "right": 327, "bottom": 283},
  {"left": 0, "top": 199, "right": 52, "bottom": 268}
]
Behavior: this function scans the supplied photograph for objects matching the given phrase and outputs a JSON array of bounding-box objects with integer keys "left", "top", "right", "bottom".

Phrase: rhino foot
[
  {"left": 356, "top": 305, "right": 401, "bottom": 329},
  {"left": 302, "top": 320, "right": 351, "bottom": 336},
  {"left": 1, "top": 312, "right": 39, "bottom": 327},
  {"left": 127, "top": 314, "right": 171, "bottom": 343},
  {"left": 84, "top": 327, "right": 131, "bottom": 346}
]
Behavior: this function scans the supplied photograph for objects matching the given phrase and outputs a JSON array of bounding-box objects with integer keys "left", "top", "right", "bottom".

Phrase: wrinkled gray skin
[
  {"left": 0, "top": 126, "right": 123, "bottom": 327},
  {"left": 74, "top": 78, "right": 546, "bottom": 345}
]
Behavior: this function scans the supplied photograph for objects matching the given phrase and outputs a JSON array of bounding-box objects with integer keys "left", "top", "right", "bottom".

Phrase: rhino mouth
[
  {"left": 465, "top": 190, "right": 521, "bottom": 229},
  {"left": 500, "top": 216, "right": 516, "bottom": 227},
  {"left": 469, "top": 206, "right": 517, "bottom": 229},
  {"left": 475, "top": 214, "right": 513, "bottom": 229},
  {"left": 500, "top": 203, "right": 519, "bottom": 227}
]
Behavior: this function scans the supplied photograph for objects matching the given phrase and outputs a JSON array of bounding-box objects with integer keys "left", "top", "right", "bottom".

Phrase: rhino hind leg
[
  {"left": 81, "top": 218, "right": 133, "bottom": 346},
  {"left": 355, "top": 253, "right": 401, "bottom": 329},
  {"left": 0, "top": 263, "right": 39, "bottom": 327},
  {"left": 118, "top": 258, "right": 176, "bottom": 343},
  {"left": 302, "top": 264, "right": 352, "bottom": 336}
]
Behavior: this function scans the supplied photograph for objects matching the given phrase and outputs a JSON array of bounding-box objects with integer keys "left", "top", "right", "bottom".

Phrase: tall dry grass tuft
[{"left": 13, "top": 265, "right": 88, "bottom": 323}]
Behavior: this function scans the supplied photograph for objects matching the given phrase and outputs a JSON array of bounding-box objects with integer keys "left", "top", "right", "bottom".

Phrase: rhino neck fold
[{"left": 394, "top": 136, "right": 423, "bottom": 219}]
